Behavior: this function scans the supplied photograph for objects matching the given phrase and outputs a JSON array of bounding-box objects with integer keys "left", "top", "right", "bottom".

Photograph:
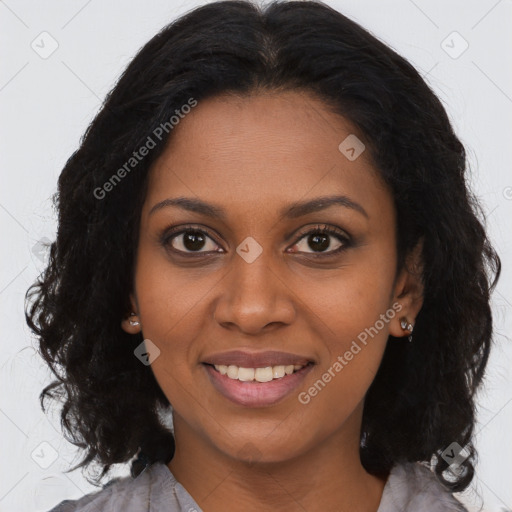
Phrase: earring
[
  {"left": 400, "top": 318, "right": 414, "bottom": 342},
  {"left": 129, "top": 312, "right": 140, "bottom": 327}
]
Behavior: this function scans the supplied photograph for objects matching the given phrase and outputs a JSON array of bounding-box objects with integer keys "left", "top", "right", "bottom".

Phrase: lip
[
  {"left": 203, "top": 362, "right": 315, "bottom": 407},
  {"left": 202, "top": 350, "right": 314, "bottom": 368}
]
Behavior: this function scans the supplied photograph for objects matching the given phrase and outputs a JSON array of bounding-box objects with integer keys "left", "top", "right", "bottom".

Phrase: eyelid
[
  {"left": 160, "top": 224, "right": 224, "bottom": 252},
  {"left": 287, "top": 224, "right": 351, "bottom": 256},
  {"left": 292, "top": 223, "right": 350, "bottom": 242},
  {"left": 160, "top": 223, "right": 352, "bottom": 256}
]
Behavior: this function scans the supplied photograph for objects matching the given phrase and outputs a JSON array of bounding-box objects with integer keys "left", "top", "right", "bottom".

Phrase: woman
[{"left": 26, "top": 1, "right": 500, "bottom": 510}]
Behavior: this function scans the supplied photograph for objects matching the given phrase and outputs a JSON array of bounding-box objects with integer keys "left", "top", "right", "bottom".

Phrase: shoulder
[
  {"left": 46, "top": 467, "right": 155, "bottom": 512},
  {"left": 45, "top": 463, "right": 195, "bottom": 512},
  {"left": 379, "top": 462, "right": 469, "bottom": 512}
]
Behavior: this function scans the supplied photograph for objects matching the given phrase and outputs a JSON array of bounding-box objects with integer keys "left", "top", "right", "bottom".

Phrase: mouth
[
  {"left": 201, "top": 361, "right": 315, "bottom": 407},
  {"left": 203, "top": 362, "right": 313, "bottom": 382}
]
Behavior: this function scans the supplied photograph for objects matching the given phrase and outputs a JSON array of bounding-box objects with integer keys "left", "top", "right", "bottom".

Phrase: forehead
[{"left": 144, "top": 90, "right": 391, "bottom": 223}]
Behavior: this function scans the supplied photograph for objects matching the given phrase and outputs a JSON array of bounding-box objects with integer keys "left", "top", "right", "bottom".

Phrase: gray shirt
[{"left": 48, "top": 461, "right": 468, "bottom": 511}]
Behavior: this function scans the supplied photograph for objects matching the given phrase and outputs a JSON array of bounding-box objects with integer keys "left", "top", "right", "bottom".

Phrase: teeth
[
  {"left": 238, "top": 367, "right": 255, "bottom": 381},
  {"left": 213, "top": 363, "right": 307, "bottom": 382},
  {"left": 273, "top": 365, "right": 285, "bottom": 378}
]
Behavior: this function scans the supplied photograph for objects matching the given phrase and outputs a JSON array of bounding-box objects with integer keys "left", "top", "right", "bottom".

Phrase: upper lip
[{"left": 202, "top": 350, "right": 314, "bottom": 368}]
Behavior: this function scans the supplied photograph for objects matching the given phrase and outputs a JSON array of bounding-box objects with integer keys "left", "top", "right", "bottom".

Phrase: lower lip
[{"left": 203, "top": 363, "right": 314, "bottom": 407}]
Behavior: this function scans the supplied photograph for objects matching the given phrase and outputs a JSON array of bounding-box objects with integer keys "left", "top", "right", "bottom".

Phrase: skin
[{"left": 122, "top": 90, "right": 423, "bottom": 511}]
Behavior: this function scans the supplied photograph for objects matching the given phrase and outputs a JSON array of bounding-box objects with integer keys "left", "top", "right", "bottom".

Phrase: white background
[{"left": 1, "top": 1, "right": 511, "bottom": 511}]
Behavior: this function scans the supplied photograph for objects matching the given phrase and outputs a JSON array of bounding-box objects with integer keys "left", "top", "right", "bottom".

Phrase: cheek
[
  {"left": 134, "top": 242, "right": 221, "bottom": 340},
  {"left": 294, "top": 284, "right": 393, "bottom": 438},
  {"left": 132, "top": 247, "right": 240, "bottom": 411},
  {"left": 290, "top": 246, "right": 395, "bottom": 412},
  {"left": 296, "top": 246, "right": 397, "bottom": 344}
]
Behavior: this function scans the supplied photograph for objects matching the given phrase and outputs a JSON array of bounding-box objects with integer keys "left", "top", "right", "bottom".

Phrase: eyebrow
[{"left": 148, "top": 194, "right": 368, "bottom": 220}]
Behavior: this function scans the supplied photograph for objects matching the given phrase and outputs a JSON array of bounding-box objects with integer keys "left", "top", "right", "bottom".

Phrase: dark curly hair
[{"left": 25, "top": 0, "right": 500, "bottom": 492}]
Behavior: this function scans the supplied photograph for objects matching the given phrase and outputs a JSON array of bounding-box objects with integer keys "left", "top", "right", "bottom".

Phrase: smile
[
  {"left": 211, "top": 363, "right": 306, "bottom": 382},
  {"left": 202, "top": 362, "right": 314, "bottom": 407}
]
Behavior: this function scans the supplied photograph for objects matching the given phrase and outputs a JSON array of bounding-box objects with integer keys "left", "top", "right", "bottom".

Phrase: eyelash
[{"left": 160, "top": 223, "right": 352, "bottom": 258}]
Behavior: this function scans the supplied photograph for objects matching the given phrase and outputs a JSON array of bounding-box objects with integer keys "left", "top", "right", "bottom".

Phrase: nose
[{"left": 213, "top": 250, "right": 296, "bottom": 335}]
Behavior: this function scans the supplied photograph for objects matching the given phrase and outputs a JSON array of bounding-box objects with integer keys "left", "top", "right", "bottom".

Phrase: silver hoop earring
[{"left": 400, "top": 318, "right": 414, "bottom": 342}]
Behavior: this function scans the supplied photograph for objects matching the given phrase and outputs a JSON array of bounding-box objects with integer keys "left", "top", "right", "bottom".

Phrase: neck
[{"left": 167, "top": 405, "right": 388, "bottom": 512}]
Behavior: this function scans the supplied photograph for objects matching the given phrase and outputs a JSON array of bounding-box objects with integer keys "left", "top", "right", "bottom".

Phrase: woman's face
[{"left": 125, "top": 90, "right": 418, "bottom": 464}]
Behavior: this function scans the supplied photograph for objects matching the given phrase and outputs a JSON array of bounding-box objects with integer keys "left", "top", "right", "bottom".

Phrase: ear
[
  {"left": 121, "top": 293, "right": 141, "bottom": 334},
  {"left": 389, "top": 239, "right": 424, "bottom": 338}
]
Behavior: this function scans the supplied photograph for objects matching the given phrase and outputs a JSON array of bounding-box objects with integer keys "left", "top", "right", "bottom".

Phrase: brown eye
[
  {"left": 290, "top": 225, "right": 350, "bottom": 256},
  {"left": 163, "top": 228, "right": 221, "bottom": 254}
]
